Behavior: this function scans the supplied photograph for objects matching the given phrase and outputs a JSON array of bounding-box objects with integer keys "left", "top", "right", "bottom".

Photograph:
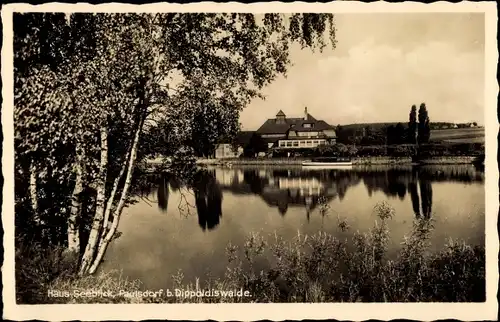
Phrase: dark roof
[
  {"left": 218, "top": 131, "right": 255, "bottom": 145},
  {"left": 256, "top": 113, "right": 333, "bottom": 135},
  {"left": 291, "top": 120, "right": 334, "bottom": 132},
  {"left": 235, "top": 131, "right": 255, "bottom": 146},
  {"left": 262, "top": 137, "right": 281, "bottom": 144}
]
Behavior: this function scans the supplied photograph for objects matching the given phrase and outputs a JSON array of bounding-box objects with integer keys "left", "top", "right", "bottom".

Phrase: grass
[
  {"left": 430, "top": 128, "right": 485, "bottom": 144},
  {"left": 16, "top": 201, "right": 485, "bottom": 304}
]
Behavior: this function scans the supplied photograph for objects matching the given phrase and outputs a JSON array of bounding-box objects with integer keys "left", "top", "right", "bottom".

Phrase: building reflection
[
  {"left": 212, "top": 164, "right": 482, "bottom": 221},
  {"left": 141, "top": 164, "right": 482, "bottom": 231},
  {"left": 212, "top": 167, "right": 361, "bottom": 220}
]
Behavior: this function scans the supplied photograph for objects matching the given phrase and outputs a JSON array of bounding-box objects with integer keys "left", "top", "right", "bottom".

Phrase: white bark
[
  {"left": 29, "top": 160, "right": 38, "bottom": 221},
  {"left": 79, "top": 126, "right": 109, "bottom": 275},
  {"left": 67, "top": 142, "right": 85, "bottom": 253},
  {"left": 100, "top": 145, "right": 132, "bottom": 236},
  {"left": 88, "top": 111, "right": 145, "bottom": 274}
]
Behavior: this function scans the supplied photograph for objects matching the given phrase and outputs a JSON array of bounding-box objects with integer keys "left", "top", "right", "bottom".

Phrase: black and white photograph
[{"left": 2, "top": 2, "right": 498, "bottom": 321}]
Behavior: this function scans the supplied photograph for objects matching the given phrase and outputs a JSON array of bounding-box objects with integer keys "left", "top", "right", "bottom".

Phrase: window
[
  {"left": 299, "top": 141, "right": 305, "bottom": 146},
  {"left": 286, "top": 141, "right": 292, "bottom": 147},
  {"left": 306, "top": 140, "right": 312, "bottom": 145},
  {"left": 293, "top": 141, "right": 299, "bottom": 147},
  {"left": 279, "top": 141, "right": 286, "bottom": 147},
  {"left": 303, "top": 123, "right": 313, "bottom": 128}
]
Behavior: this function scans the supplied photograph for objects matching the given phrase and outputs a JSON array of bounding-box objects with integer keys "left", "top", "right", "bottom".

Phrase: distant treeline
[
  {"left": 311, "top": 142, "right": 485, "bottom": 158},
  {"left": 339, "top": 121, "right": 479, "bottom": 132},
  {"left": 336, "top": 122, "right": 478, "bottom": 137}
]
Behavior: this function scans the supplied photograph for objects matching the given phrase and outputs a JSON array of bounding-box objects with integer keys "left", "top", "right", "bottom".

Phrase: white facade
[
  {"left": 214, "top": 144, "right": 243, "bottom": 159},
  {"left": 296, "top": 131, "right": 320, "bottom": 137},
  {"left": 278, "top": 139, "right": 328, "bottom": 149}
]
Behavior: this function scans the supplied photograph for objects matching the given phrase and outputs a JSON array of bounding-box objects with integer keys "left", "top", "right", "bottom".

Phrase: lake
[{"left": 101, "top": 164, "right": 485, "bottom": 289}]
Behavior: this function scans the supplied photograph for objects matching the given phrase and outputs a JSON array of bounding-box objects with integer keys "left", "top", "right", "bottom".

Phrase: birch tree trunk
[
  {"left": 67, "top": 142, "right": 84, "bottom": 254},
  {"left": 100, "top": 142, "right": 132, "bottom": 235},
  {"left": 79, "top": 126, "right": 109, "bottom": 275},
  {"left": 88, "top": 108, "right": 146, "bottom": 274},
  {"left": 29, "top": 160, "right": 38, "bottom": 222}
]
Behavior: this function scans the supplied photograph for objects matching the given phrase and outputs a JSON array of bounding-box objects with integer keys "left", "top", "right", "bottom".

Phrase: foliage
[
  {"left": 15, "top": 237, "right": 78, "bottom": 304},
  {"left": 418, "top": 103, "right": 431, "bottom": 144},
  {"left": 335, "top": 124, "right": 386, "bottom": 146},
  {"left": 14, "top": 12, "right": 338, "bottom": 275},
  {"left": 351, "top": 145, "right": 388, "bottom": 157},
  {"left": 312, "top": 142, "right": 482, "bottom": 158},
  {"left": 139, "top": 13, "right": 337, "bottom": 159},
  {"left": 360, "top": 126, "right": 386, "bottom": 145},
  {"left": 417, "top": 142, "right": 484, "bottom": 157},
  {"left": 242, "top": 134, "right": 268, "bottom": 157},
  {"left": 408, "top": 105, "right": 418, "bottom": 144},
  {"left": 386, "top": 123, "right": 407, "bottom": 145},
  {"left": 314, "top": 143, "right": 346, "bottom": 157},
  {"left": 19, "top": 202, "right": 485, "bottom": 303}
]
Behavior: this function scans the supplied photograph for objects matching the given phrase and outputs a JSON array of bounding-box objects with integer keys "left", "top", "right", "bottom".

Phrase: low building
[
  {"left": 214, "top": 143, "right": 243, "bottom": 159},
  {"left": 256, "top": 107, "right": 336, "bottom": 151},
  {"left": 214, "top": 131, "right": 255, "bottom": 159}
]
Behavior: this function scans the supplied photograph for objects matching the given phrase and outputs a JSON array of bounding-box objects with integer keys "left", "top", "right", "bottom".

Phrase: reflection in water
[
  {"left": 419, "top": 179, "right": 433, "bottom": 219},
  {"left": 408, "top": 170, "right": 421, "bottom": 217},
  {"left": 210, "top": 164, "right": 482, "bottom": 222},
  {"left": 157, "top": 176, "right": 170, "bottom": 213},
  {"left": 137, "top": 164, "right": 482, "bottom": 231},
  {"left": 193, "top": 172, "right": 223, "bottom": 231}
]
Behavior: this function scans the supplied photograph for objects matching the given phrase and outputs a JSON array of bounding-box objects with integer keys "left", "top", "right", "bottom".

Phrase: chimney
[{"left": 304, "top": 107, "right": 308, "bottom": 120}]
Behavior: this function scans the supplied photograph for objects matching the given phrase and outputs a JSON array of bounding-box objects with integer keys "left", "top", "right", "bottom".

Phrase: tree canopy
[{"left": 14, "top": 12, "right": 338, "bottom": 275}]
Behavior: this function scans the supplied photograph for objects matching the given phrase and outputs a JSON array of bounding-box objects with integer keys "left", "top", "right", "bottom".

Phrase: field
[
  {"left": 430, "top": 127, "right": 485, "bottom": 144},
  {"left": 338, "top": 123, "right": 485, "bottom": 144}
]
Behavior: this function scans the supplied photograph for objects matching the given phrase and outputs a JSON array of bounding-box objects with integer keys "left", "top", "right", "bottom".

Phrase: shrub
[
  {"left": 17, "top": 202, "right": 485, "bottom": 304},
  {"left": 15, "top": 238, "right": 78, "bottom": 304},
  {"left": 418, "top": 142, "right": 484, "bottom": 157}
]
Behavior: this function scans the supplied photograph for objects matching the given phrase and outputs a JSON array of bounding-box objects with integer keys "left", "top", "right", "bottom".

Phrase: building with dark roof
[{"left": 256, "top": 107, "right": 336, "bottom": 151}]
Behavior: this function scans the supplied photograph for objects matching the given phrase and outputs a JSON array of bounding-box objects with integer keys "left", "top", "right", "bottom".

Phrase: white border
[{"left": 2, "top": 2, "right": 498, "bottom": 321}]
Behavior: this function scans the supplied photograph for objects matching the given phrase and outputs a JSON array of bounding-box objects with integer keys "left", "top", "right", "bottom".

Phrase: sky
[{"left": 240, "top": 13, "right": 485, "bottom": 130}]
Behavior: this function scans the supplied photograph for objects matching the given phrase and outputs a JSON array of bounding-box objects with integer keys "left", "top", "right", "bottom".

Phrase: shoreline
[{"left": 195, "top": 156, "right": 482, "bottom": 166}]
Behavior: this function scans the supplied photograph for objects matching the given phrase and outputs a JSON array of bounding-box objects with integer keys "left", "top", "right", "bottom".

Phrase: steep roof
[
  {"left": 276, "top": 110, "right": 286, "bottom": 117},
  {"left": 261, "top": 136, "right": 282, "bottom": 144},
  {"left": 291, "top": 120, "right": 334, "bottom": 132},
  {"left": 219, "top": 131, "right": 256, "bottom": 145},
  {"left": 256, "top": 113, "right": 333, "bottom": 135},
  {"left": 235, "top": 131, "right": 255, "bottom": 145}
]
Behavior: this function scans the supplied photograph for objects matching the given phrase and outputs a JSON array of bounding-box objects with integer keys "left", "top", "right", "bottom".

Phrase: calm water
[{"left": 102, "top": 164, "right": 485, "bottom": 289}]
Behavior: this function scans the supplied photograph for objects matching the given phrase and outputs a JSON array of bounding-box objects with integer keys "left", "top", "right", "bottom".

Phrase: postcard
[{"left": 2, "top": 1, "right": 498, "bottom": 321}]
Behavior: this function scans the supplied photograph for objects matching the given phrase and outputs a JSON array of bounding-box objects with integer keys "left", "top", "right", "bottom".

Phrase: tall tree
[
  {"left": 14, "top": 12, "right": 337, "bottom": 276},
  {"left": 394, "top": 122, "right": 406, "bottom": 144},
  {"left": 408, "top": 104, "right": 417, "bottom": 144},
  {"left": 417, "top": 103, "right": 431, "bottom": 144}
]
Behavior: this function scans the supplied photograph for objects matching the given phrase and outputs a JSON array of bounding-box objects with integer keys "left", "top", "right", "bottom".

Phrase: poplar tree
[
  {"left": 408, "top": 104, "right": 418, "bottom": 144},
  {"left": 417, "top": 103, "right": 431, "bottom": 144}
]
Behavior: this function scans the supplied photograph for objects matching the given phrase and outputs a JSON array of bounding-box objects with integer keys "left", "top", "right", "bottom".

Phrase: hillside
[
  {"left": 337, "top": 123, "right": 485, "bottom": 144},
  {"left": 338, "top": 122, "right": 477, "bottom": 132},
  {"left": 339, "top": 122, "right": 401, "bottom": 132},
  {"left": 430, "top": 127, "right": 485, "bottom": 144}
]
